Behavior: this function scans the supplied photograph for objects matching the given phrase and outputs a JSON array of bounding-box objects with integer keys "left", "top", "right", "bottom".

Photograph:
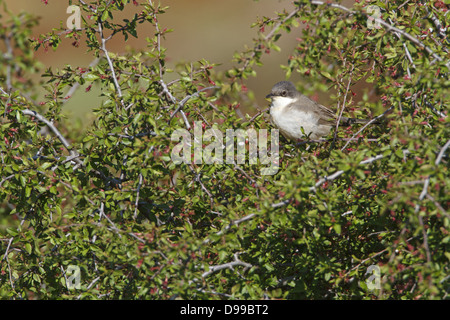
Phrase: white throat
[
  {"left": 269, "top": 96, "right": 297, "bottom": 125},
  {"left": 270, "top": 96, "right": 296, "bottom": 110}
]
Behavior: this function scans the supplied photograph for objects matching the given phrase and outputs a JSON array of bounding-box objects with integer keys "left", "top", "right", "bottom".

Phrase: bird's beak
[{"left": 265, "top": 93, "right": 273, "bottom": 99}]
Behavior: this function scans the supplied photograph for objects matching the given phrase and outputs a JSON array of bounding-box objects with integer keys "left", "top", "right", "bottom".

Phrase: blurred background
[{"left": 2, "top": 0, "right": 358, "bottom": 123}]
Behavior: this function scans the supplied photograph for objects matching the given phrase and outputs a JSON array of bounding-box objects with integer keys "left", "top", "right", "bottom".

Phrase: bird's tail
[{"left": 340, "top": 117, "right": 379, "bottom": 126}]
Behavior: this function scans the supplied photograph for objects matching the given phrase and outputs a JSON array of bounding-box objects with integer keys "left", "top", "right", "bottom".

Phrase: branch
[
  {"left": 21, "top": 110, "right": 71, "bottom": 150},
  {"left": 21, "top": 108, "right": 122, "bottom": 187},
  {"left": 340, "top": 105, "right": 393, "bottom": 151},
  {"left": 203, "top": 213, "right": 257, "bottom": 245},
  {"left": 134, "top": 173, "right": 143, "bottom": 219},
  {"left": 2, "top": 237, "right": 15, "bottom": 289},
  {"left": 21, "top": 109, "right": 83, "bottom": 167},
  {"left": 271, "top": 152, "right": 398, "bottom": 208},
  {"left": 415, "top": 139, "right": 450, "bottom": 212},
  {"left": 146, "top": 0, "right": 193, "bottom": 132},
  {"left": 425, "top": 100, "right": 447, "bottom": 119},
  {"left": 309, "top": 0, "right": 449, "bottom": 69},
  {"left": 334, "top": 68, "right": 354, "bottom": 143},
  {"left": 239, "top": 6, "right": 302, "bottom": 73},
  {"left": 62, "top": 57, "right": 101, "bottom": 103},
  {"left": 169, "top": 86, "right": 218, "bottom": 122},
  {"left": 426, "top": 194, "right": 449, "bottom": 219},
  {"left": 189, "top": 166, "right": 214, "bottom": 209},
  {"left": 158, "top": 80, "right": 191, "bottom": 130},
  {"left": 412, "top": 139, "right": 450, "bottom": 263},
  {"left": 201, "top": 253, "right": 252, "bottom": 278},
  {"left": 425, "top": 5, "right": 448, "bottom": 41},
  {"left": 97, "top": 19, "right": 123, "bottom": 100},
  {"left": 312, "top": 150, "right": 381, "bottom": 189},
  {"left": 435, "top": 139, "right": 450, "bottom": 166}
]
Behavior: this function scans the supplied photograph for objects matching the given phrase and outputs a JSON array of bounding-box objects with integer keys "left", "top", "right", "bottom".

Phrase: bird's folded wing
[{"left": 315, "top": 102, "right": 336, "bottom": 126}]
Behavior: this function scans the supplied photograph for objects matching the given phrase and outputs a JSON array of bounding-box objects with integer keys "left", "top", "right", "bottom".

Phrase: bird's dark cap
[{"left": 266, "top": 81, "right": 297, "bottom": 99}]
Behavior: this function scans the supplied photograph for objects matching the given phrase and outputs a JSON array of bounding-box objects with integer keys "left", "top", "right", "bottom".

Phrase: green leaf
[
  {"left": 333, "top": 224, "right": 341, "bottom": 235},
  {"left": 84, "top": 73, "right": 99, "bottom": 82},
  {"left": 25, "top": 243, "right": 32, "bottom": 255},
  {"left": 25, "top": 186, "right": 32, "bottom": 198},
  {"left": 40, "top": 162, "right": 53, "bottom": 170},
  {"left": 101, "top": 10, "right": 110, "bottom": 22},
  {"left": 19, "top": 175, "right": 26, "bottom": 187},
  {"left": 6, "top": 228, "right": 18, "bottom": 236}
]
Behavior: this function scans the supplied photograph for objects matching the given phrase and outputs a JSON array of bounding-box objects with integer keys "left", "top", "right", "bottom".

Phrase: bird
[{"left": 266, "top": 81, "right": 372, "bottom": 140}]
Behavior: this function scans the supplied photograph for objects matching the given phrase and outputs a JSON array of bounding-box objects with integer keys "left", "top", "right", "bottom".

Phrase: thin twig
[
  {"left": 310, "top": 0, "right": 449, "bottom": 69},
  {"left": 341, "top": 105, "right": 392, "bottom": 151},
  {"left": 203, "top": 213, "right": 257, "bottom": 245},
  {"left": 240, "top": 6, "right": 302, "bottom": 73},
  {"left": 169, "top": 86, "right": 218, "bottom": 122},
  {"left": 412, "top": 139, "right": 450, "bottom": 263},
  {"left": 134, "top": 173, "right": 143, "bottom": 219},
  {"left": 97, "top": 19, "right": 123, "bottom": 100},
  {"left": 62, "top": 57, "right": 101, "bottom": 103},
  {"left": 271, "top": 152, "right": 395, "bottom": 208},
  {"left": 426, "top": 194, "right": 449, "bottom": 219},
  {"left": 435, "top": 139, "right": 450, "bottom": 166},
  {"left": 334, "top": 68, "right": 354, "bottom": 143},
  {"left": 21, "top": 109, "right": 82, "bottom": 166}
]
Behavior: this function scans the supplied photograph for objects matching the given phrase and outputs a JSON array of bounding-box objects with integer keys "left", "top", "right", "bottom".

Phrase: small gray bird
[{"left": 266, "top": 81, "right": 371, "bottom": 140}]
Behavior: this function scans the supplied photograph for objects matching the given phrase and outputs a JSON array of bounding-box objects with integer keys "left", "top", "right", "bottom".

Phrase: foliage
[{"left": 0, "top": 0, "right": 449, "bottom": 299}]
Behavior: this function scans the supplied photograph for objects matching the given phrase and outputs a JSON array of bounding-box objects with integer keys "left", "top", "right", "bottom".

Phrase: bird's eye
[{"left": 281, "top": 90, "right": 287, "bottom": 97}]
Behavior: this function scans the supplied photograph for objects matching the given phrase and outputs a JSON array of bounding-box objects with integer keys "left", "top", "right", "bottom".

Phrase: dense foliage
[{"left": 0, "top": 0, "right": 448, "bottom": 299}]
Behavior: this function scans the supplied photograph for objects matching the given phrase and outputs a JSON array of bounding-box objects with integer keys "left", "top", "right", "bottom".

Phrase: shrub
[{"left": 0, "top": 0, "right": 448, "bottom": 299}]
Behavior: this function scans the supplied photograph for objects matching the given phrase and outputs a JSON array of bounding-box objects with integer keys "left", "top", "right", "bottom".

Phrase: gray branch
[{"left": 201, "top": 253, "right": 252, "bottom": 278}]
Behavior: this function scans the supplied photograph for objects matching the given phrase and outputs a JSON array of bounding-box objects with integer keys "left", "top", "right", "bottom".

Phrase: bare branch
[
  {"left": 271, "top": 152, "right": 394, "bottom": 208},
  {"left": 22, "top": 110, "right": 72, "bottom": 151},
  {"left": 97, "top": 20, "right": 123, "bottom": 100},
  {"left": 201, "top": 253, "right": 252, "bottom": 278},
  {"left": 189, "top": 166, "right": 214, "bottom": 209},
  {"left": 435, "top": 139, "right": 450, "bottom": 166}
]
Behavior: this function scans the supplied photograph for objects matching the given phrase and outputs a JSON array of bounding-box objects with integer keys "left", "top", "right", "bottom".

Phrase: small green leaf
[
  {"left": 40, "top": 162, "right": 53, "bottom": 170},
  {"left": 84, "top": 73, "right": 99, "bottom": 82},
  {"left": 20, "top": 175, "right": 26, "bottom": 187},
  {"left": 6, "top": 228, "right": 18, "bottom": 236},
  {"left": 334, "top": 224, "right": 341, "bottom": 235},
  {"left": 25, "top": 243, "right": 32, "bottom": 254}
]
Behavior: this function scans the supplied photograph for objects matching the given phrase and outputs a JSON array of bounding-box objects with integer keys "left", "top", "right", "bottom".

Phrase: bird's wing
[
  {"left": 289, "top": 95, "right": 337, "bottom": 126},
  {"left": 314, "top": 102, "right": 336, "bottom": 126}
]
